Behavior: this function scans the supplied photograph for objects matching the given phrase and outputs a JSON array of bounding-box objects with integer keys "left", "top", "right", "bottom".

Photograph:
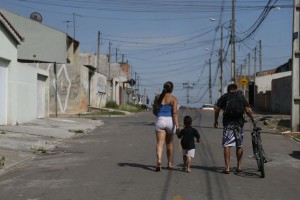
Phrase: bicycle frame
[{"left": 251, "top": 125, "right": 265, "bottom": 178}]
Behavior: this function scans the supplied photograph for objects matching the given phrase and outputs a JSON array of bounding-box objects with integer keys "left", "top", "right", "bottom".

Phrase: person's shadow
[
  {"left": 118, "top": 163, "right": 263, "bottom": 178},
  {"left": 118, "top": 162, "right": 156, "bottom": 172},
  {"left": 190, "top": 165, "right": 262, "bottom": 178}
]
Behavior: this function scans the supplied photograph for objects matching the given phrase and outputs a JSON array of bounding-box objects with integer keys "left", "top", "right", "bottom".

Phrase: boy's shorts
[{"left": 182, "top": 149, "right": 195, "bottom": 158}]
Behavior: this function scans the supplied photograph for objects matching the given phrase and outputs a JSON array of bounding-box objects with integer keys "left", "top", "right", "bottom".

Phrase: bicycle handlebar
[
  {"left": 244, "top": 115, "right": 272, "bottom": 123},
  {"left": 255, "top": 116, "right": 272, "bottom": 121}
]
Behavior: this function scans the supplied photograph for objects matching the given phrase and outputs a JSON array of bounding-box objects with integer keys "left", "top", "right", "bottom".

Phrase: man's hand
[{"left": 214, "top": 121, "right": 218, "bottom": 128}]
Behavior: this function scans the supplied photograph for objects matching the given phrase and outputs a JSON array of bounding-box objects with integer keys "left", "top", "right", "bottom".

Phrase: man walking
[{"left": 214, "top": 83, "right": 255, "bottom": 174}]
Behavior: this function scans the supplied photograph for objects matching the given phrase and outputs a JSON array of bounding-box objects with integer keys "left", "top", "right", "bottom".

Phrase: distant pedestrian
[
  {"left": 153, "top": 81, "right": 179, "bottom": 172},
  {"left": 214, "top": 83, "right": 255, "bottom": 174},
  {"left": 177, "top": 115, "right": 200, "bottom": 173}
]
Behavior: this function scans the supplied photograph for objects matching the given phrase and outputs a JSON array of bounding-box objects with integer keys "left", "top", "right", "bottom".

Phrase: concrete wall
[
  {"left": 89, "top": 72, "right": 107, "bottom": 108},
  {"left": 255, "top": 71, "right": 291, "bottom": 93},
  {"left": 37, "top": 63, "right": 86, "bottom": 115},
  {"left": 272, "top": 75, "right": 292, "bottom": 114},
  {"left": 1, "top": 9, "right": 67, "bottom": 63},
  {"left": 81, "top": 53, "right": 131, "bottom": 106},
  {"left": 36, "top": 61, "right": 109, "bottom": 115},
  {"left": 255, "top": 71, "right": 292, "bottom": 113}
]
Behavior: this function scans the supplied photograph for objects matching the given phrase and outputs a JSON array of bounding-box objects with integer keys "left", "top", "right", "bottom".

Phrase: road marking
[{"left": 172, "top": 195, "right": 183, "bottom": 200}]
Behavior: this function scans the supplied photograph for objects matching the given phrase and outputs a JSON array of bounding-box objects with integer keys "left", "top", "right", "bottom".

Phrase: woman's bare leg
[
  {"left": 166, "top": 133, "right": 174, "bottom": 168},
  {"left": 156, "top": 130, "right": 166, "bottom": 167}
]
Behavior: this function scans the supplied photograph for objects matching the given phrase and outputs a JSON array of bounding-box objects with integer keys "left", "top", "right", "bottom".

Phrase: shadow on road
[
  {"left": 289, "top": 151, "right": 300, "bottom": 160},
  {"left": 191, "top": 165, "right": 262, "bottom": 178},
  {"left": 118, "top": 162, "right": 156, "bottom": 172},
  {"left": 231, "top": 167, "right": 262, "bottom": 179}
]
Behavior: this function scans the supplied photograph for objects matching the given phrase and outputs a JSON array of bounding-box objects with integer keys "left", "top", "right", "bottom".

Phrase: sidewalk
[{"left": 0, "top": 117, "right": 104, "bottom": 175}]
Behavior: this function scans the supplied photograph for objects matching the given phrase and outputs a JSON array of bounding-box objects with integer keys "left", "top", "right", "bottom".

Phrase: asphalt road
[{"left": 0, "top": 111, "right": 299, "bottom": 200}]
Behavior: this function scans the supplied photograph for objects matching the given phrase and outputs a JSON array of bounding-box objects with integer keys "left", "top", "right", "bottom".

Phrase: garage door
[{"left": 0, "top": 59, "right": 8, "bottom": 125}]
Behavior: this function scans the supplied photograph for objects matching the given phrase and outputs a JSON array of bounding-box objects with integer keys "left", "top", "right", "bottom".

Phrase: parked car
[{"left": 201, "top": 104, "right": 215, "bottom": 111}]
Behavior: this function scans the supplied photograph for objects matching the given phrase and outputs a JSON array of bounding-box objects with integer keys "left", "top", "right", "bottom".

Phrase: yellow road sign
[{"left": 240, "top": 77, "right": 248, "bottom": 86}]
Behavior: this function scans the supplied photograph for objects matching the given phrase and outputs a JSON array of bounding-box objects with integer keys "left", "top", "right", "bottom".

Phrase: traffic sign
[{"left": 240, "top": 77, "right": 248, "bottom": 86}]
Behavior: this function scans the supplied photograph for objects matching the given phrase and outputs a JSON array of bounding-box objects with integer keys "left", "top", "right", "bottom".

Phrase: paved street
[{"left": 0, "top": 111, "right": 299, "bottom": 200}]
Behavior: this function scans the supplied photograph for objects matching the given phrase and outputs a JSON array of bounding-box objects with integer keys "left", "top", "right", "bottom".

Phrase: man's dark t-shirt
[{"left": 216, "top": 91, "right": 249, "bottom": 125}]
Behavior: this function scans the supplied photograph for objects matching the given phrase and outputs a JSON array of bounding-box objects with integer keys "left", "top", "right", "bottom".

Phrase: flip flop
[
  {"left": 155, "top": 162, "right": 162, "bottom": 172},
  {"left": 236, "top": 169, "right": 243, "bottom": 173},
  {"left": 222, "top": 170, "right": 230, "bottom": 174}
]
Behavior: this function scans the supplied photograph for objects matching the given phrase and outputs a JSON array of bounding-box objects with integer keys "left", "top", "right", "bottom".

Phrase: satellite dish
[{"left": 30, "top": 12, "right": 43, "bottom": 23}]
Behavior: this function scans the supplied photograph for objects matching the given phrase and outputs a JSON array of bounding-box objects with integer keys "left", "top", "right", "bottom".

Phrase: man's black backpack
[{"left": 223, "top": 92, "right": 244, "bottom": 119}]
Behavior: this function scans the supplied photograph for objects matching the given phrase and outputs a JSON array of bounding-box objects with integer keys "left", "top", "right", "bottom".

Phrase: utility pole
[
  {"left": 97, "top": 31, "right": 101, "bottom": 73},
  {"left": 209, "top": 58, "right": 212, "bottom": 104},
  {"left": 243, "top": 58, "right": 247, "bottom": 76},
  {"left": 108, "top": 42, "right": 111, "bottom": 80},
  {"left": 248, "top": 53, "right": 251, "bottom": 78},
  {"left": 291, "top": 0, "right": 300, "bottom": 131},
  {"left": 259, "top": 40, "right": 262, "bottom": 72},
  {"left": 183, "top": 82, "right": 195, "bottom": 110},
  {"left": 108, "top": 42, "right": 112, "bottom": 101},
  {"left": 219, "top": 25, "right": 223, "bottom": 98},
  {"left": 231, "top": 0, "right": 236, "bottom": 83},
  {"left": 73, "top": 13, "right": 76, "bottom": 39},
  {"left": 254, "top": 47, "right": 257, "bottom": 76},
  {"left": 134, "top": 72, "right": 137, "bottom": 103},
  {"left": 72, "top": 13, "right": 81, "bottom": 40},
  {"left": 115, "top": 48, "right": 118, "bottom": 63}
]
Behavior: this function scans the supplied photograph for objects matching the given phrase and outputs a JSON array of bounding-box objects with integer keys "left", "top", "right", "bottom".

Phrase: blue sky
[{"left": 1, "top": 0, "right": 293, "bottom": 107}]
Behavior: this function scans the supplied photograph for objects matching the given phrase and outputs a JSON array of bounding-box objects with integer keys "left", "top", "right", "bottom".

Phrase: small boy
[{"left": 177, "top": 115, "right": 200, "bottom": 173}]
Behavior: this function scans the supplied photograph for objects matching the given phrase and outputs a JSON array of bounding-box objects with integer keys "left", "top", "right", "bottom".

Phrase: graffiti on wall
[
  {"left": 47, "top": 64, "right": 71, "bottom": 113},
  {"left": 97, "top": 77, "right": 106, "bottom": 95}
]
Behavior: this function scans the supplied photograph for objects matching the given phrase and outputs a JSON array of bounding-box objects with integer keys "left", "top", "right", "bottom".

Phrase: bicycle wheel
[
  {"left": 256, "top": 137, "right": 265, "bottom": 178},
  {"left": 252, "top": 136, "right": 260, "bottom": 170}
]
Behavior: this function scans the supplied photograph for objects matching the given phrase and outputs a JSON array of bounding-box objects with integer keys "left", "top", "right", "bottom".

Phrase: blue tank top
[{"left": 157, "top": 104, "right": 173, "bottom": 117}]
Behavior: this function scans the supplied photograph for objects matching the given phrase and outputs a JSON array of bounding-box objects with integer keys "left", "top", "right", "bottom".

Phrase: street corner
[{"left": 48, "top": 117, "right": 105, "bottom": 132}]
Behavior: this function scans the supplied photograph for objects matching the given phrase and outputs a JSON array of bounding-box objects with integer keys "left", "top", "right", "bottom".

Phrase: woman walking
[{"left": 153, "top": 81, "right": 179, "bottom": 171}]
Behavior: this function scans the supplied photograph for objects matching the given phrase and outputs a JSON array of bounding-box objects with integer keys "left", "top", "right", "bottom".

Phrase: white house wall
[
  {"left": 255, "top": 71, "right": 292, "bottom": 93},
  {"left": 0, "top": 20, "right": 17, "bottom": 125},
  {"left": 7, "top": 63, "right": 49, "bottom": 125}
]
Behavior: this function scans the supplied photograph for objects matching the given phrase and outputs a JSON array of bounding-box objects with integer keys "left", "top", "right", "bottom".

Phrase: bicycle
[{"left": 250, "top": 116, "right": 272, "bottom": 178}]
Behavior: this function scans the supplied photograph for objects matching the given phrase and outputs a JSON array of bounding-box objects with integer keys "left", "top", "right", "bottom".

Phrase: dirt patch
[
  {"left": 265, "top": 118, "right": 290, "bottom": 133},
  {"left": 283, "top": 132, "right": 300, "bottom": 139}
]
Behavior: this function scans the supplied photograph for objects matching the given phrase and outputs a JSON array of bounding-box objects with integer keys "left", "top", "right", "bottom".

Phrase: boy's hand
[
  {"left": 196, "top": 139, "right": 200, "bottom": 143},
  {"left": 214, "top": 121, "right": 218, "bottom": 128},
  {"left": 176, "top": 128, "right": 180, "bottom": 135}
]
